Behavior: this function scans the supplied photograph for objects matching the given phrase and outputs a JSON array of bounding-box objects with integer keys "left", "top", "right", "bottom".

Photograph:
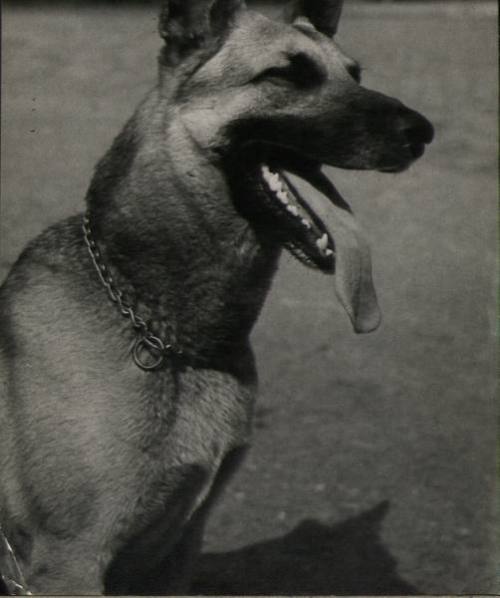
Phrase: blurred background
[{"left": 1, "top": 0, "right": 497, "bottom": 595}]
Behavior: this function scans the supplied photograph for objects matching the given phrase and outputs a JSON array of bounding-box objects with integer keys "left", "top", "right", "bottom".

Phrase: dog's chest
[
  {"left": 159, "top": 366, "right": 254, "bottom": 466},
  {"left": 115, "top": 367, "right": 250, "bottom": 497},
  {"left": 101, "top": 367, "right": 255, "bottom": 575}
]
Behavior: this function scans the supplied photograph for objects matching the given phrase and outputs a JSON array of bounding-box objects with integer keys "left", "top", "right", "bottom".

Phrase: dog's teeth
[
  {"left": 316, "top": 234, "right": 328, "bottom": 251},
  {"left": 277, "top": 190, "right": 289, "bottom": 204},
  {"left": 287, "top": 205, "right": 299, "bottom": 216},
  {"left": 262, "top": 167, "right": 287, "bottom": 194},
  {"left": 325, "top": 248, "right": 334, "bottom": 257},
  {"left": 269, "top": 175, "right": 282, "bottom": 192},
  {"left": 262, "top": 166, "right": 280, "bottom": 189},
  {"left": 301, "top": 218, "right": 312, "bottom": 229}
]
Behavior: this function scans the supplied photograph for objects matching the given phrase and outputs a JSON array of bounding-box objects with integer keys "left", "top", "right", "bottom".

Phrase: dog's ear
[
  {"left": 160, "top": 0, "right": 245, "bottom": 63},
  {"left": 285, "top": 0, "right": 344, "bottom": 37}
]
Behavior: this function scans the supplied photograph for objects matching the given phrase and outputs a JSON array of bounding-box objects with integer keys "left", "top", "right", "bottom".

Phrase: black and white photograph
[{"left": 0, "top": 0, "right": 497, "bottom": 595}]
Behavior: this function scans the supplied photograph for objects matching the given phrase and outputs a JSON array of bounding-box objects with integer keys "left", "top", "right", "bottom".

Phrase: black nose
[{"left": 398, "top": 109, "right": 434, "bottom": 146}]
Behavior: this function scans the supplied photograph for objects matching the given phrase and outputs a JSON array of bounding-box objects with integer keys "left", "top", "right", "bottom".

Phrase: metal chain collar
[
  {"left": 82, "top": 213, "right": 183, "bottom": 371},
  {"left": 0, "top": 526, "right": 31, "bottom": 595},
  {"left": 0, "top": 218, "right": 182, "bottom": 598}
]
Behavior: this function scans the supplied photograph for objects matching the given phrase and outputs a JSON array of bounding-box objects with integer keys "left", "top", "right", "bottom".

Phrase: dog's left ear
[
  {"left": 160, "top": 0, "right": 245, "bottom": 63},
  {"left": 285, "top": 0, "right": 344, "bottom": 37}
]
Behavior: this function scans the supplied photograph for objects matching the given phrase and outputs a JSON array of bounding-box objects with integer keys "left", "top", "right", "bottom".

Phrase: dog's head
[{"left": 158, "top": 0, "right": 434, "bottom": 333}]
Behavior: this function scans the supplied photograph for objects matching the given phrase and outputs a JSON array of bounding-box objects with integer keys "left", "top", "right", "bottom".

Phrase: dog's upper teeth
[
  {"left": 325, "top": 248, "right": 334, "bottom": 257},
  {"left": 287, "top": 205, "right": 299, "bottom": 216},
  {"left": 277, "top": 190, "right": 289, "bottom": 204},
  {"left": 316, "top": 234, "right": 329, "bottom": 251},
  {"left": 269, "top": 175, "right": 282, "bottom": 192},
  {"left": 262, "top": 165, "right": 278, "bottom": 187},
  {"left": 301, "top": 218, "right": 312, "bottom": 230}
]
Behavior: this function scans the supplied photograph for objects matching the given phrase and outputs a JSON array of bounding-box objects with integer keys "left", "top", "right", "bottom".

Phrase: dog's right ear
[
  {"left": 285, "top": 0, "right": 344, "bottom": 37},
  {"left": 159, "top": 0, "right": 245, "bottom": 64}
]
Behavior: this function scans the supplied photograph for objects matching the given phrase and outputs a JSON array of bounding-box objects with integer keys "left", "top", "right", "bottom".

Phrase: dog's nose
[{"left": 398, "top": 108, "right": 434, "bottom": 146}]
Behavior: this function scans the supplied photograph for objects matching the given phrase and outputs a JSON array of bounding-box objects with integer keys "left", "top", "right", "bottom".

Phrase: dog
[{"left": 0, "top": 0, "right": 433, "bottom": 594}]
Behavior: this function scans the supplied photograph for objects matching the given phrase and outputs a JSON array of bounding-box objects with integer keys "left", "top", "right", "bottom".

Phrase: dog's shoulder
[
  {"left": 0, "top": 215, "right": 98, "bottom": 347},
  {"left": 1, "top": 215, "right": 88, "bottom": 293}
]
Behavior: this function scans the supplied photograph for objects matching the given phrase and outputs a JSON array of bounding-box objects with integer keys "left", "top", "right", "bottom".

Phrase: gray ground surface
[{"left": 1, "top": 2, "right": 497, "bottom": 594}]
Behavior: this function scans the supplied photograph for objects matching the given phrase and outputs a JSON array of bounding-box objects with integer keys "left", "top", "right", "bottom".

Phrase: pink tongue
[{"left": 286, "top": 171, "right": 382, "bottom": 334}]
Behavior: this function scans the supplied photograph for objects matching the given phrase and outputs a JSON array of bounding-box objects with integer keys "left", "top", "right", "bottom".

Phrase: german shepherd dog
[{"left": 0, "top": 0, "right": 433, "bottom": 594}]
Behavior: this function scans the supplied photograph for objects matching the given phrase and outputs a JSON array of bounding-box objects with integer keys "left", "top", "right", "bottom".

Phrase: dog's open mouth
[
  {"left": 257, "top": 160, "right": 382, "bottom": 333},
  {"left": 260, "top": 164, "right": 336, "bottom": 271}
]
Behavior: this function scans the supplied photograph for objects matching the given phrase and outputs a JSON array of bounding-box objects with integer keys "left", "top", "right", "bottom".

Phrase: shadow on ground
[
  {"left": 194, "top": 501, "right": 417, "bottom": 595},
  {"left": 0, "top": 502, "right": 417, "bottom": 595}
]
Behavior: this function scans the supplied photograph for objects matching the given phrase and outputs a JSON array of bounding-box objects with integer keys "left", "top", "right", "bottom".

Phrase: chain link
[
  {"left": 82, "top": 213, "right": 182, "bottom": 370},
  {"left": 0, "top": 525, "right": 32, "bottom": 595}
]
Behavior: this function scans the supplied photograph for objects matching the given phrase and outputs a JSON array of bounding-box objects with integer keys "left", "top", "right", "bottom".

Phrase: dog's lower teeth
[{"left": 316, "top": 233, "right": 328, "bottom": 251}]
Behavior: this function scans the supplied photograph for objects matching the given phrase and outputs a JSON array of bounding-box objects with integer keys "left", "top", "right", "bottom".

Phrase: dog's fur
[{"left": 0, "top": 1, "right": 433, "bottom": 594}]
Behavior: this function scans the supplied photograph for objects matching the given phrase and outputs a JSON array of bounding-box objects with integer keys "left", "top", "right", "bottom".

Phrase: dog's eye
[
  {"left": 254, "top": 65, "right": 295, "bottom": 86},
  {"left": 253, "top": 53, "right": 324, "bottom": 89}
]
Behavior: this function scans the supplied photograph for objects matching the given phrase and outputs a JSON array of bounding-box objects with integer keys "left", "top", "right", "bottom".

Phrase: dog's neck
[{"left": 86, "top": 90, "right": 280, "bottom": 364}]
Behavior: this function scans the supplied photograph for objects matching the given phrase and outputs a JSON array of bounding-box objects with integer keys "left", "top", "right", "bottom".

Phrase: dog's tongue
[{"left": 286, "top": 171, "right": 382, "bottom": 334}]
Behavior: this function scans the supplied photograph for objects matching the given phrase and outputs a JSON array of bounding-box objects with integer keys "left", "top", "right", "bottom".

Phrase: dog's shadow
[
  {"left": 194, "top": 500, "right": 417, "bottom": 595},
  {"left": 0, "top": 502, "right": 416, "bottom": 596}
]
